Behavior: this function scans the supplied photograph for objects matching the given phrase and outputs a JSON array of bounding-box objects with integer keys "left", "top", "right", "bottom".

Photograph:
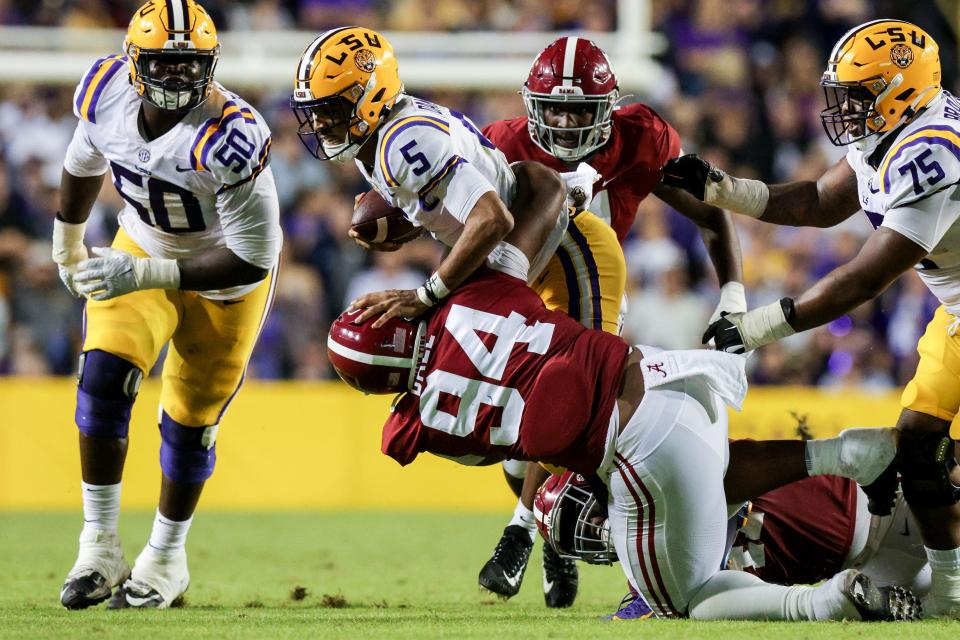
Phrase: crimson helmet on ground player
[
  {"left": 522, "top": 37, "right": 620, "bottom": 162},
  {"left": 534, "top": 471, "right": 616, "bottom": 565},
  {"left": 327, "top": 308, "right": 423, "bottom": 394}
]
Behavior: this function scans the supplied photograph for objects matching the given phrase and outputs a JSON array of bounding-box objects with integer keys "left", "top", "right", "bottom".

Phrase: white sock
[
  {"left": 147, "top": 510, "right": 193, "bottom": 559},
  {"left": 810, "top": 570, "right": 861, "bottom": 620},
  {"left": 508, "top": 499, "right": 537, "bottom": 542},
  {"left": 81, "top": 481, "right": 121, "bottom": 532},
  {"left": 924, "top": 546, "right": 960, "bottom": 614}
]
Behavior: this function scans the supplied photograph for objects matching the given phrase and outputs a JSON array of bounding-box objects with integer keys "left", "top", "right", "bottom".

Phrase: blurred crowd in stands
[{"left": 0, "top": 0, "right": 953, "bottom": 389}]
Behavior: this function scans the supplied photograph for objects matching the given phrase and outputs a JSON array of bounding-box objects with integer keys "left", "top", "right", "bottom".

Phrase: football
[{"left": 351, "top": 191, "right": 422, "bottom": 245}]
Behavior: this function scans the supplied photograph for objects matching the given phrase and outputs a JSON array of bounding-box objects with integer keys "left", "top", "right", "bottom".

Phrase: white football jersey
[
  {"left": 357, "top": 95, "right": 517, "bottom": 248},
  {"left": 63, "top": 54, "right": 282, "bottom": 299},
  {"left": 847, "top": 91, "right": 960, "bottom": 315}
]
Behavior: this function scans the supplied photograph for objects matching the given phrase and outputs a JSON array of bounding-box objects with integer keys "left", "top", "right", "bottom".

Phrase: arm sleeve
[
  {"left": 880, "top": 139, "right": 960, "bottom": 252},
  {"left": 63, "top": 121, "right": 108, "bottom": 177},
  {"left": 215, "top": 166, "right": 282, "bottom": 270},
  {"left": 381, "top": 121, "right": 497, "bottom": 223}
]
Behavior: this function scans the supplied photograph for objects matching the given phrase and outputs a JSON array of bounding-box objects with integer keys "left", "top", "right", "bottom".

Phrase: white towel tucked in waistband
[{"left": 636, "top": 346, "right": 748, "bottom": 418}]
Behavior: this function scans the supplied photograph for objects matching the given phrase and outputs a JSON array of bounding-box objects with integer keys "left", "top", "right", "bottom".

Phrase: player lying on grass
[
  {"left": 537, "top": 472, "right": 928, "bottom": 619},
  {"left": 57, "top": 0, "right": 281, "bottom": 610},
  {"left": 663, "top": 19, "right": 960, "bottom": 618},
  {"left": 327, "top": 265, "right": 920, "bottom": 620},
  {"left": 477, "top": 35, "right": 745, "bottom": 607},
  {"left": 290, "top": 26, "right": 567, "bottom": 331}
]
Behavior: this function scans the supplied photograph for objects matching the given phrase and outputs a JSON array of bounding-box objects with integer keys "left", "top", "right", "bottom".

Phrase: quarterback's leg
[
  {"left": 111, "top": 270, "right": 276, "bottom": 609},
  {"left": 61, "top": 231, "right": 178, "bottom": 609},
  {"left": 504, "top": 161, "right": 568, "bottom": 281}
]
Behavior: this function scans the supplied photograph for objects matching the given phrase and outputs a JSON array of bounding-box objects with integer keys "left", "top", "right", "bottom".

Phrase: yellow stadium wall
[{"left": 0, "top": 379, "right": 903, "bottom": 511}]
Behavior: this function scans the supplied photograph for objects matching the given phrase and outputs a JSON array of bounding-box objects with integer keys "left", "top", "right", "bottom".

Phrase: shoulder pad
[
  {"left": 878, "top": 125, "right": 960, "bottom": 205},
  {"left": 73, "top": 55, "right": 128, "bottom": 124},
  {"left": 377, "top": 114, "right": 454, "bottom": 189},
  {"left": 189, "top": 97, "right": 272, "bottom": 191}
]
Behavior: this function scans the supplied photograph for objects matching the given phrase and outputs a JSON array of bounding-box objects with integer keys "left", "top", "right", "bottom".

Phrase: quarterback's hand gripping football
[
  {"left": 662, "top": 154, "right": 769, "bottom": 218},
  {"left": 702, "top": 298, "right": 797, "bottom": 354},
  {"left": 73, "top": 247, "right": 180, "bottom": 301},
  {"left": 52, "top": 218, "right": 89, "bottom": 298}
]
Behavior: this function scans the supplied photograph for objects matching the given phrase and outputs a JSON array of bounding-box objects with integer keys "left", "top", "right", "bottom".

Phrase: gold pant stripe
[{"left": 534, "top": 211, "right": 625, "bottom": 336}]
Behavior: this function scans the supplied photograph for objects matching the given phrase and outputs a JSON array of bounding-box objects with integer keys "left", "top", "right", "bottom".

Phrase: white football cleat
[
  {"left": 107, "top": 546, "right": 189, "bottom": 609},
  {"left": 836, "top": 427, "right": 898, "bottom": 486},
  {"left": 60, "top": 528, "right": 131, "bottom": 609}
]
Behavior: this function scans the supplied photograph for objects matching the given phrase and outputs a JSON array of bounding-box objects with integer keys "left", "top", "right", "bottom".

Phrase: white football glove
[
  {"left": 52, "top": 218, "right": 89, "bottom": 298},
  {"left": 73, "top": 247, "right": 180, "bottom": 301},
  {"left": 560, "top": 162, "right": 601, "bottom": 212},
  {"left": 708, "top": 281, "right": 747, "bottom": 325}
]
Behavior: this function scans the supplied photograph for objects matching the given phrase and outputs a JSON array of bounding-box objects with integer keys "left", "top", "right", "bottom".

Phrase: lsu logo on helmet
[
  {"left": 289, "top": 26, "right": 403, "bottom": 161},
  {"left": 820, "top": 19, "right": 940, "bottom": 146},
  {"left": 123, "top": 0, "right": 220, "bottom": 112}
]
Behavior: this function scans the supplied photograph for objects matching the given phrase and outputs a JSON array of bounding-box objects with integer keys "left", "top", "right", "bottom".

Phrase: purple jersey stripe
[
  {"left": 416, "top": 155, "right": 465, "bottom": 210},
  {"left": 567, "top": 222, "right": 603, "bottom": 330},
  {"left": 881, "top": 125, "right": 960, "bottom": 192},
  {"left": 75, "top": 55, "right": 109, "bottom": 116},
  {"left": 83, "top": 56, "right": 125, "bottom": 124}
]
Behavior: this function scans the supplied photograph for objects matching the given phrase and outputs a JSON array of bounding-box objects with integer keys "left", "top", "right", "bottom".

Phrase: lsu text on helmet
[
  {"left": 124, "top": 0, "right": 220, "bottom": 112},
  {"left": 821, "top": 19, "right": 940, "bottom": 146},
  {"left": 534, "top": 471, "right": 616, "bottom": 565},
  {"left": 327, "top": 308, "right": 423, "bottom": 395},
  {"left": 523, "top": 37, "right": 620, "bottom": 162},
  {"left": 290, "top": 26, "right": 402, "bottom": 161}
]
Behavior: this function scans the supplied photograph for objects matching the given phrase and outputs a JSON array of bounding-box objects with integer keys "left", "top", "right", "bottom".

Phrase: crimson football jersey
[
  {"left": 728, "top": 475, "right": 858, "bottom": 584},
  {"left": 482, "top": 102, "right": 681, "bottom": 242},
  {"left": 382, "top": 268, "right": 630, "bottom": 473}
]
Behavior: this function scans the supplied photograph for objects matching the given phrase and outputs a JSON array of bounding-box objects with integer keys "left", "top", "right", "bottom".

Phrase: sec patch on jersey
[{"left": 351, "top": 190, "right": 422, "bottom": 244}]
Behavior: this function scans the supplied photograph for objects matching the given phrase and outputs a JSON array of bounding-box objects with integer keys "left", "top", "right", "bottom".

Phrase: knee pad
[
  {"left": 75, "top": 350, "right": 143, "bottom": 438},
  {"left": 899, "top": 430, "right": 960, "bottom": 508},
  {"left": 159, "top": 411, "right": 218, "bottom": 484}
]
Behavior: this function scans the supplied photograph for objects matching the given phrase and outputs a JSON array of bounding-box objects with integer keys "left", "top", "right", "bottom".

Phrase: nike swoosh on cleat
[
  {"left": 124, "top": 593, "right": 163, "bottom": 607},
  {"left": 503, "top": 571, "right": 521, "bottom": 589},
  {"left": 543, "top": 578, "right": 554, "bottom": 593}
]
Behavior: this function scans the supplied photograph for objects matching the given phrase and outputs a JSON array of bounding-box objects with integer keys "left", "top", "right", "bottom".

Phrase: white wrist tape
[
  {"left": 415, "top": 286, "right": 434, "bottom": 307},
  {"left": 718, "top": 281, "right": 747, "bottom": 315},
  {"left": 135, "top": 257, "right": 181, "bottom": 290},
  {"left": 704, "top": 175, "right": 769, "bottom": 219},
  {"left": 739, "top": 300, "right": 795, "bottom": 350},
  {"left": 427, "top": 272, "right": 450, "bottom": 299},
  {"left": 52, "top": 218, "right": 88, "bottom": 265}
]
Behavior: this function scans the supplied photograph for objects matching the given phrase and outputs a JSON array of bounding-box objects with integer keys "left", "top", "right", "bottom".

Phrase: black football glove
[
  {"left": 661, "top": 154, "right": 727, "bottom": 202},
  {"left": 702, "top": 312, "right": 747, "bottom": 354}
]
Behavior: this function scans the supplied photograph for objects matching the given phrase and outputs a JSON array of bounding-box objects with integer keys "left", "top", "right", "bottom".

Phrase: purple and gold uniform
[{"left": 64, "top": 55, "right": 281, "bottom": 429}]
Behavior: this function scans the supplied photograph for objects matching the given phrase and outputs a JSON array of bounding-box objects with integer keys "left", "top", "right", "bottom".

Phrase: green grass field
[{"left": 2, "top": 511, "right": 959, "bottom": 639}]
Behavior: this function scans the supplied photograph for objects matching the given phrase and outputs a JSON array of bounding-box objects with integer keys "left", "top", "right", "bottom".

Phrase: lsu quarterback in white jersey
[
  {"left": 290, "top": 26, "right": 568, "bottom": 329},
  {"left": 56, "top": 0, "right": 281, "bottom": 611},
  {"left": 662, "top": 19, "right": 960, "bottom": 618}
]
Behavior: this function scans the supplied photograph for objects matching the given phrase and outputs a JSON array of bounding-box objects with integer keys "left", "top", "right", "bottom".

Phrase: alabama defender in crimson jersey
[
  {"left": 328, "top": 268, "right": 920, "bottom": 621},
  {"left": 479, "top": 36, "right": 745, "bottom": 606}
]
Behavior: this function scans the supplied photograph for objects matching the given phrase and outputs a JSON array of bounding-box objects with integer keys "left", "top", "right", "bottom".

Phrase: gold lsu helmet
[
  {"left": 290, "top": 26, "right": 402, "bottom": 161},
  {"left": 821, "top": 19, "right": 940, "bottom": 146},
  {"left": 124, "top": 0, "right": 220, "bottom": 112}
]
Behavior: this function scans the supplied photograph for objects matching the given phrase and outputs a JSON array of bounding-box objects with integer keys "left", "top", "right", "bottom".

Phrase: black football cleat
[
  {"left": 843, "top": 570, "right": 922, "bottom": 621},
  {"left": 542, "top": 543, "right": 578, "bottom": 608},
  {"left": 478, "top": 525, "right": 533, "bottom": 599},
  {"left": 60, "top": 571, "right": 115, "bottom": 610},
  {"left": 107, "top": 579, "right": 167, "bottom": 609}
]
